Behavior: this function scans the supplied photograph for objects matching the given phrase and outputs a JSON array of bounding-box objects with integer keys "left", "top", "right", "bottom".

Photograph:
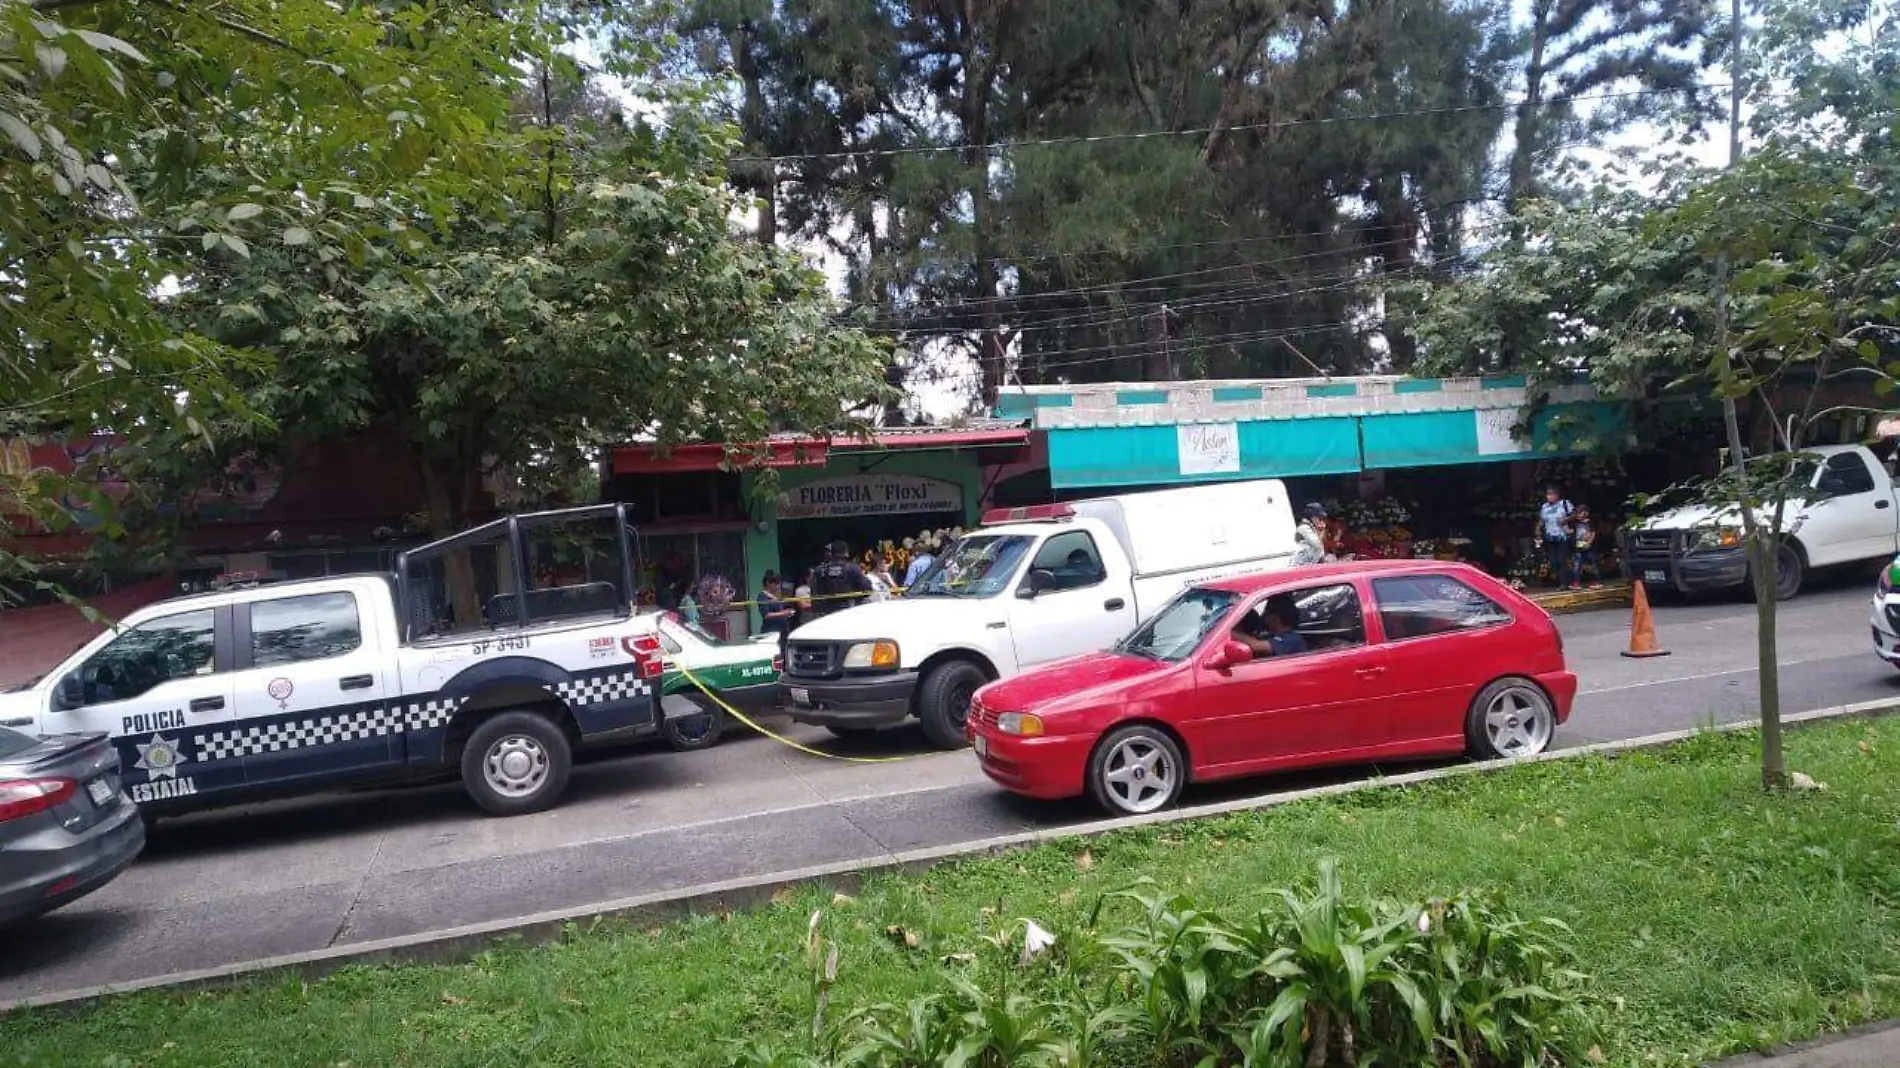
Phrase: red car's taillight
[{"left": 0, "top": 778, "right": 77, "bottom": 823}]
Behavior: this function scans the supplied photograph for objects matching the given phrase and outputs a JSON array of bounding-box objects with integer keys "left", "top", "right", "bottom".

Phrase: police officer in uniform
[{"left": 810, "top": 540, "right": 873, "bottom": 618}]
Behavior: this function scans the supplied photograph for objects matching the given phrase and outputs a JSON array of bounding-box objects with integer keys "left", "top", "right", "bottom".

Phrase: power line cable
[
  {"left": 858, "top": 258, "right": 1463, "bottom": 336},
  {"left": 919, "top": 317, "right": 1378, "bottom": 383},
  {"left": 731, "top": 84, "right": 1727, "bottom": 164},
  {"left": 848, "top": 245, "right": 1461, "bottom": 321}
]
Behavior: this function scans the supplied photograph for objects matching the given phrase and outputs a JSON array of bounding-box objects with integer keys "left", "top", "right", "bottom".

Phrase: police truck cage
[{"left": 395, "top": 503, "right": 644, "bottom": 643}]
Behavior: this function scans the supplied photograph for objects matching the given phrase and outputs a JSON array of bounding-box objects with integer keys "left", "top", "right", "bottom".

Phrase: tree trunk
[
  {"left": 732, "top": 24, "right": 776, "bottom": 247},
  {"left": 1716, "top": 0, "right": 1783, "bottom": 790},
  {"left": 1755, "top": 514, "right": 1787, "bottom": 788},
  {"left": 418, "top": 454, "right": 481, "bottom": 627},
  {"left": 1507, "top": 0, "right": 1551, "bottom": 216}
]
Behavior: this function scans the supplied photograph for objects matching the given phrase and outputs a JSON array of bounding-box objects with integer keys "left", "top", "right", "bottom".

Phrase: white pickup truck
[
  {"left": 0, "top": 505, "right": 671, "bottom": 818},
  {"left": 778, "top": 480, "right": 1298, "bottom": 747},
  {"left": 1622, "top": 443, "right": 1900, "bottom": 600}
]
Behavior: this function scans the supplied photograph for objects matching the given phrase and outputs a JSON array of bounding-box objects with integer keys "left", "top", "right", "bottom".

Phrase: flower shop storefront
[
  {"left": 996, "top": 375, "right": 1635, "bottom": 586},
  {"left": 607, "top": 424, "right": 1030, "bottom": 637}
]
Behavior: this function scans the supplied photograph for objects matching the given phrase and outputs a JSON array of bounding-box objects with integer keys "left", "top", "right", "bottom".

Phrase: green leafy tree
[
  {"left": 185, "top": 54, "right": 891, "bottom": 613},
  {"left": 1, "top": 0, "right": 537, "bottom": 601},
  {"left": 1410, "top": 0, "right": 1900, "bottom": 788},
  {"left": 1504, "top": 0, "right": 1718, "bottom": 210},
  {"left": 641, "top": 0, "right": 1517, "bottom": 407}
]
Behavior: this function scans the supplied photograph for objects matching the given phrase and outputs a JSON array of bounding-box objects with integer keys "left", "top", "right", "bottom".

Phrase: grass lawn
[{"left": 8, "top": 719, "right": 1900, "bottom": 1067}]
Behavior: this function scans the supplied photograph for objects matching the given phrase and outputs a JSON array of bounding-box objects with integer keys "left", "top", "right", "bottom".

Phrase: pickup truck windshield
[
  {"left": 1117, "top": 587, "right": 1240, "bottom": 661},
  {"left": 907, "top": 535, "right": 1035, "bottom": 598}
]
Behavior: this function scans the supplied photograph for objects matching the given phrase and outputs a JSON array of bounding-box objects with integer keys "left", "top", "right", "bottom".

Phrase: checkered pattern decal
[
  {"left": 197, "top": 703, "right": 408, "bottom": 761},
  {"left": 554, "top": 669, "right": 647, "bottom": 707},
  {"left": 190, "top": 667, "right": 650, "bottom": 761}
]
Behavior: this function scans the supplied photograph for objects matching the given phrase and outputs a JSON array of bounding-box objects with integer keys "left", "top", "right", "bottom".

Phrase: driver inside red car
[{"left": 1233, "top": 595, "right": 1306, "bottom": 659}]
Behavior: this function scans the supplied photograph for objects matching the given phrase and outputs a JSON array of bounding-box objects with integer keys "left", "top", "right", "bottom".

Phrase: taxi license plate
[
  {"left": 87, "top": 778, "right": 115, "bottom": 807},
  {"left": 1643, "top": 569, "right": 1666, "bottom": 584},
  {"left": 973, "top": 735, "right": 988, "bottom": 758},
  {"left": 790, "top": 687, "right": 811, "bottom": 707}
]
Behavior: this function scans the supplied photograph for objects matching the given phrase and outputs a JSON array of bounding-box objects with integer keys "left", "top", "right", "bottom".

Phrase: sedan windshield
[
  {"left": 1117, "top": 587, "right": 1240, "bottom": 661},
  {"left": 906, "top": 535, "right": 1035, "bottom": 598}
]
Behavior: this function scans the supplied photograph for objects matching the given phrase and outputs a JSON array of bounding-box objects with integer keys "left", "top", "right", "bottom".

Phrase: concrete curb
[
  {"left": 1704, "top": 1016, "right": 1900, "bottom": 1067},
  {"left": 1531, "top": 583, "right": 1632, "bottom": 615},
  {"left": 7, "top": 696, "right": 1895, "bottom": 1015}
]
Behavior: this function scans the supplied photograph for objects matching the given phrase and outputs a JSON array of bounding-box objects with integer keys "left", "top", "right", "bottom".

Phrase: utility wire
[
  {"left": 731, "top": 84, "right": 1727, "bottom": 164},
  {"left": 856, "top": 258, "right": 1464, "bottom": 336}
]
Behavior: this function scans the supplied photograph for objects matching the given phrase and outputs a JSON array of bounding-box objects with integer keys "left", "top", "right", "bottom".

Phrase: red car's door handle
[{"left": 1355, "top": 666, "right": 1388, "bottom": 678}]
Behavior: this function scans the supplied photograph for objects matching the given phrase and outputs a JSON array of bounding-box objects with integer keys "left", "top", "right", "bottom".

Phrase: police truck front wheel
[
  {"left": 917, "top": 661, "right": 986, "bottom": 750},
  {"left": 461, "top": 712, "right": 573, "bottom": 816}
]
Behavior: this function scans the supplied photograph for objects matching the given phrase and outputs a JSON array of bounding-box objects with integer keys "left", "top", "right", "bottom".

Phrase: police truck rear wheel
[
  {"left": 918, "top": 661, "right": 986, "bottom": 750},
  {"left": 461, "top": 712, "right": 573, "bottom": 816}
]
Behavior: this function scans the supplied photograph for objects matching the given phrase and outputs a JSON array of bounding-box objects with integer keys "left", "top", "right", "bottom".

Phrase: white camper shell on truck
[{"left": 778, "top": 479, "right": 1299, "bottom": 748}]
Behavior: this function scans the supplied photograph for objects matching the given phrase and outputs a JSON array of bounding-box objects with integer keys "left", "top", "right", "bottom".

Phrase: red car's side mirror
[{"left": 1208, "top": 639, "right": 1253, "bottom": 670}]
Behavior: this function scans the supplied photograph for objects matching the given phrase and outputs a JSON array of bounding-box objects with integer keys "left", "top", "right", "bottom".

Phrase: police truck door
[
  {"left": 227, "top": 588, "right": 398, "bottom": 789},
  {"left": 46, "top": 605, "right": 242, "bottom": 806}
]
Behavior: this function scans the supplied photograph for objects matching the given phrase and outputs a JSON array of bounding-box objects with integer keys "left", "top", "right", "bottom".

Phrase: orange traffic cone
[{"left": 1621, "top": 580, "right": 1670, "bottom": 658}]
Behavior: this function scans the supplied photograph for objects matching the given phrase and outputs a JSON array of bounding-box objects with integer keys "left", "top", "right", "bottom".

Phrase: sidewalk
[{"left": 1709, "top": 1021, "right": 1900, "bottom": 1068}]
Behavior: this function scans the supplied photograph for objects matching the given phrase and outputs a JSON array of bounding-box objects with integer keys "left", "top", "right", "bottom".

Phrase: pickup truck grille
[
  {"left": 786, "top": 641, "right": 837, "bottom": 678},
  {"left": 1627, "top": 530, "right": 1678, "bottom": 554}
]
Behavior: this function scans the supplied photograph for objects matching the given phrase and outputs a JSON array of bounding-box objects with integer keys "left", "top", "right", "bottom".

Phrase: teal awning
[{"left": 1047, "top": 419, "right": 1360, "bottom": 489}]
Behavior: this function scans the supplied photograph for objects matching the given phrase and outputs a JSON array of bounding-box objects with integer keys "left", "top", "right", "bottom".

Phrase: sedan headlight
[
  {"left": 842, "top": 640, "right": 901, "bottom": 670},
  {"left": 1692, "top": 527, "right": 1744, "bottom": 552},
  {"left": 997, "top": 712, "right": 1044, "bottom": 737}
]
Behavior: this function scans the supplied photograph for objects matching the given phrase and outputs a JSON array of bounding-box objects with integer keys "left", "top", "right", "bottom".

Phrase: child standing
[{"left": 1567, "top": 506, "right": 1602, "bottom": 590}]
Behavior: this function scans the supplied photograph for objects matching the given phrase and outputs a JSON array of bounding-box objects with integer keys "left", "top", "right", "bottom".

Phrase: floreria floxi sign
[{"left": 778, "top": 475, "right": 963, "bottom": 520}]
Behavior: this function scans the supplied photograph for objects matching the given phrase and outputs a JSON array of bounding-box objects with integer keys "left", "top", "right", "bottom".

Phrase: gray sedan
[{"left": 0, "top": 725, "right": 145, "bottom": 926}]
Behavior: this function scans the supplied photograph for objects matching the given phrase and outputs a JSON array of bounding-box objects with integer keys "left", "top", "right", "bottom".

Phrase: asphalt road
[{"left": 5, "top": 579, "right": 1894, "bottom": 1002}]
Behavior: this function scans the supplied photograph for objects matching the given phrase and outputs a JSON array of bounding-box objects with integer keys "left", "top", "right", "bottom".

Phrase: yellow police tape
[{"left": 672, "top": 660, "right": 911, "bottom": 765}]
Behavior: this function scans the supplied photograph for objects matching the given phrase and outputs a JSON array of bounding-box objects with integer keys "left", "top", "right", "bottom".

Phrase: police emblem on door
[{"left": 134, "top": 733, "right": 188, "bottom": 780}]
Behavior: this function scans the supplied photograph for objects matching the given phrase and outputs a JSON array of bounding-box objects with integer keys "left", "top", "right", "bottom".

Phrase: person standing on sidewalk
[
  {"left": 810, "top": 541, "right": 873, "bottom": 618},
  {"left": 793, "top": 569, "right": 815, "bottom": 627},
  {"left": 867, "top": 555, "right": 898, "bottom": 602},
  {"left": 1536, "top": 485, "right": 1575, "bottom": 588},
  {"left": 756, "top": 571, "right": 796, "bottom": 649},
  {"left": 1567, "top": 507, "right": 1603, "bottom": 590},
  {"left": 904, "top": 538, "right": 937, "bottom": 588},
  {"left": 1295, "top": 503, "right": 1331, "bottom": 565}
]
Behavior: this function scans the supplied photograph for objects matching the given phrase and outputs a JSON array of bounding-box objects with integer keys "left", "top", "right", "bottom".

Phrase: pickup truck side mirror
[
  {"left": 1017, "top": 569, "right": 1056, "bottom": 599},
  {"left": 1207, "top": 639, "right": 1254, "bottom": 670},
  {"left": 54, "top": 673, "right": 84, "bottom": 710}
]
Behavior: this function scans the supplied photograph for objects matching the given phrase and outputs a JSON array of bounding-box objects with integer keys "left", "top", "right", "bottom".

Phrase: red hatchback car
[{"left": 969, "top": 560, "right": 1577, "bottom": 816}]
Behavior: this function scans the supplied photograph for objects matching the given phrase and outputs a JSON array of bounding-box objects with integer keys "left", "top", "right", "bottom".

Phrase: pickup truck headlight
[
  {"left": 1691, "top": 527, "right": 1744, "bottom": 552},
  {"left": 997, "top": 712, "right": 1044, "bottom": 737},
  {"left": 842, "top": 640, "right": 901, "bottom": 670}
]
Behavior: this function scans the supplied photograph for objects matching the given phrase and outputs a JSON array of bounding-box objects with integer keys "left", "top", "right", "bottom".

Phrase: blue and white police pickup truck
[{"left": 0, "top": 505, "right": 668, "bottom": 818}]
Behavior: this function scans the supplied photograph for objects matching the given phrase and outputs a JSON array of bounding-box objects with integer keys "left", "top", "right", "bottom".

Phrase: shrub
[{"left": 728, "top": 862, "right": 1594, "bottom": 1068}]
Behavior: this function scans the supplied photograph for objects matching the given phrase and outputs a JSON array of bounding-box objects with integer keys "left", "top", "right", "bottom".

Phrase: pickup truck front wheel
[
  {"left": 1749, "top": 542, "right": 1804, "bottom": 602},
  {"left": 461, "top": 711, "right": 574, "bottom": 816},
  {"left": 917, "top": 661, "right": 987, "bottom": 749}
]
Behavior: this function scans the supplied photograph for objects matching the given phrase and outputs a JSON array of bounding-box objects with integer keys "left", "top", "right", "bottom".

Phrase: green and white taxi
[{"left": 635, "top": 610, "right": 782, "bottom": 750}]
